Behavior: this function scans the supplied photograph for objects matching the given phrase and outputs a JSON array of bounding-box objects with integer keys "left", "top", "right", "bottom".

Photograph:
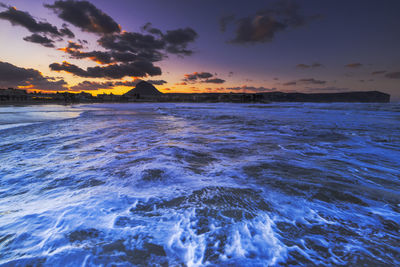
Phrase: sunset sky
[{"left": 0, "top": 0, "right": 399, "bottom": 99}]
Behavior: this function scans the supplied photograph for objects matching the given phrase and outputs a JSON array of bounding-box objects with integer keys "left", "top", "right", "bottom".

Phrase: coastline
[{"left": 0, "top": 91, "right": 392, "bottom": 106}]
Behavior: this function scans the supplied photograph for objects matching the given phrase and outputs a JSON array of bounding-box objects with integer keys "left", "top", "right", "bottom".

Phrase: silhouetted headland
[
  {"left": 124, "top": 81, "right": 163, "bottom": 98},
  {"left": 0, "top": 82, "right": 390, "bottom": 104}
]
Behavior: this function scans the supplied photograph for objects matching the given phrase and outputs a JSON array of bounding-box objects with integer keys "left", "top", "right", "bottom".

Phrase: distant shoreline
[{"left": 0, "top": 90, "right": 391, "bottom": 105}]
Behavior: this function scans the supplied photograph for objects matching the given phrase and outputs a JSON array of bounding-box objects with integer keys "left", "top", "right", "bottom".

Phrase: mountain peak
[{"left": 124, "top": 81, "right": 162, "bottom": 96}]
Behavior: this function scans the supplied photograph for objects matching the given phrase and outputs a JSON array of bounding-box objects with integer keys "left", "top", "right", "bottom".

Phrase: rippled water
[{"left": 0, "top": 103, "right": 399, "bottom": 266}]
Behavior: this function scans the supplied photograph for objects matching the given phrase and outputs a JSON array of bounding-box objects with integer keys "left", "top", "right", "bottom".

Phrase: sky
[{"left": 0, "top": 0, "right": 399, "bottom": 100}]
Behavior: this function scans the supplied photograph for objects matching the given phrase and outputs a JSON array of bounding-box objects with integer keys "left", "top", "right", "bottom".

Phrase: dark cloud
[
  {"left": 0, "top": 61, "right": 67, "bottom": 91},
  {"left": 371, "top": 70, "right": 386, "bottom": 75},
  {"left": 69, "top": 81, "right": 113, "bottom": 91},
  {"left": 345, "top": 63, "right": 362, "bottom": 68},
  {"left": 110, "top": 51, "right": 138, "bottom": 63},
  {"left": 182, "top": 72, "right": 226, "bottom": 84},
  {"left": 0, "top": 3, "right": 76, "bottom": 50},
  {"left": 98, "top": 27, "right": 197, "bottom": 59},
  {"left": 298, "top": 78, "right": 326, "bottom": 84},
  {"left": 55, "top": 26, "right": 197, "bottom": 77},
  {"left": 225, "top": 0, "right": 320, "bottom": 44},
  {"left": 67, "top": 41, "right": 83, "bottom": 49},
  {"left": 385, "top": 72, "right": 400, "bottom": 79},
  {"left": 164, "top": 28, "right": 198, "bottom": 56},
  {"left": 44, "top": 1, "right": 197, "bottom": 79},
  {"left": 0, "top": 61, "right": 43, "bottom": 85},
  {"left": 296, "top": 63, "right": 323, "bottom": 68},
  {"left": 226, "top": 86, "right": 276, "bottom": 92},
  {"left": 45, "top": 0, "right": 120, "bottom": 34},
  {"left": 184, "top": 72, "right": 213, "bottom": 81},
  {"left": 194, "top": 72, "right": 213, "bottom": 79},
  {"left": 311, "top": 63, "right": 322, "bottom": 68},
  {"left": 113, "top": 80, "right": 140, "bottom": 87},
  {"left": 49, "top": 60, "right": 161, "bottom": 79},
  {"left": 142, "top": 22, "right": 163, "bottom": 36},
  {"left": 60, "top": 47, "right": 113, "bottom": 64},
  {"left": 100, "top": 32, "right": 165, "bottom": 59},
  {"left": 284, "top": 78, "right": 326, "bottom": 86},
  {"left": 97, "top": 32, "right": 165, "bottom": 64},
  {"left": 231, "top": 15, "right": 286, "bottom": 44},
  {"left": 23, "top": 34, "right": 55, "bottom": 48},
  {"left": 28, "top": 77, "right": 68, "bottom": 91},
  {"left": 49, "top": 61, "right": 87, "bottom": 77},
  {"left": 296, "top": 64, "right": 310, "bottom": 69},
  {"left": 78, "top": 51, "right": 113, "bottom": 64},
  {"left": 202, "top": 78, "right": 226, "bottom": 84},
  {"left": 0, "top": 5, "right": 69, "bottom": 37},
  {"left": 60, "top": 24, "right": 75, "bottom": 38},
  {"left": 146, "top": 80, "right": 167, "bottom": 85},
  {"left": 60, "top": 45, "right": 140, "bottom": 65}
]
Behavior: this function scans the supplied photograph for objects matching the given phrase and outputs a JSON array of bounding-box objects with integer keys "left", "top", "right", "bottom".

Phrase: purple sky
[{"left": 0, "top": 0, "right": 399, "bottom": 100}]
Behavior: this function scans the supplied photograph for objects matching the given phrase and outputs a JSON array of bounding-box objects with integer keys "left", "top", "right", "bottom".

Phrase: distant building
[
  {"left": 97, "top": 92, "right": 121, "bottom": 102},
  {"left": 0, "top": 88, "right": 30, "bottom": 102},
  {"left": 76, "top": 92, "right": 95, "bottom": 102}
]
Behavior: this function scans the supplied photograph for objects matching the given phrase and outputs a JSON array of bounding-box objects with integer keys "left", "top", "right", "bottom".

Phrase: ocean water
[{"left": 0, "top": 102, "right": 399, "bottom": 266}]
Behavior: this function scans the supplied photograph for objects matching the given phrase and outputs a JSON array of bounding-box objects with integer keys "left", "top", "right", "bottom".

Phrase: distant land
[{"left": 0, "top": 81, "right": 390, "bottom": 104}]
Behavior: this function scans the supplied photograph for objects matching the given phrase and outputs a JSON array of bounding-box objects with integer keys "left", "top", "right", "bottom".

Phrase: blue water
[{"left": 0, "top": 103, "right": 399, "bottom": 266}]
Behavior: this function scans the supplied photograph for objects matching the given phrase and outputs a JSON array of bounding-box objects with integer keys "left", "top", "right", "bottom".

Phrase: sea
[{"left": 0, "top": 103, "right": 399, "bottom": 266}]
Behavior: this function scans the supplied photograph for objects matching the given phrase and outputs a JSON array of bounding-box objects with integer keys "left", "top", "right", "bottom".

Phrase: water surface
[{"left": 0, "top": 103, "right": 399, "bottom": 266}]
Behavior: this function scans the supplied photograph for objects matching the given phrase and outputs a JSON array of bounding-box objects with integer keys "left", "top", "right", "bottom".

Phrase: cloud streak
[
  {"left": 283, "top": 78, "right": 326, "bottom": 86},
  {"left": 183, "top": 72, "right": 225, "bottom": 84},
  {"left": 23, "top": 33, "right": 55, "bottom": 48},
  {"left": 296, "top": 63, "right": 323, "bottom": 69},
  {"left": 0, "top": 4, "right": 73, "bottom": 37}
]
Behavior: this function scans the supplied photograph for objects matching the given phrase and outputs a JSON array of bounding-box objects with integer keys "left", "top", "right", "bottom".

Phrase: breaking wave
[{"left": 0, "top": 102, "right": 399, "bottom": 266}]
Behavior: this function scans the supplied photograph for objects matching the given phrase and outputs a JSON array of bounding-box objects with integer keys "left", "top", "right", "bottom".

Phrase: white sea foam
[{"left": 0, "top": 102, "right": 399, "bottom": 266}]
